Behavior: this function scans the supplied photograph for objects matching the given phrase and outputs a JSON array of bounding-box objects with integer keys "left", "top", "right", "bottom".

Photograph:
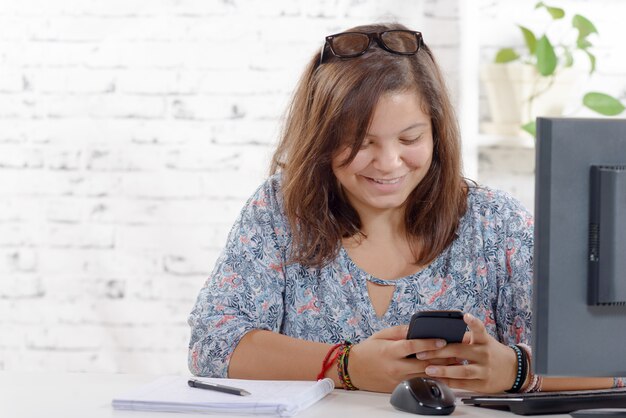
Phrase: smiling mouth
[{"left": 364, "top": 176, "right": 404, "bottom": 185}]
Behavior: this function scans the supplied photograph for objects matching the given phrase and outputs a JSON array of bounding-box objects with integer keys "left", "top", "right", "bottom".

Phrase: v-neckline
[{"left": 340, "top": 245, "right": 449, "bottom": 320}]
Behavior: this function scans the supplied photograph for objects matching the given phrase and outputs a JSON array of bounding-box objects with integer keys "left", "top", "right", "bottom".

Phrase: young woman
[{"left": 188, "top": 23, "right": 622, "bottom": 393}]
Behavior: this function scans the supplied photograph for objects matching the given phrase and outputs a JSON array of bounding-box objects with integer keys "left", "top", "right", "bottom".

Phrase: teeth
[{"left": 372, "top": 177, "right": 400, "bottom": 184}]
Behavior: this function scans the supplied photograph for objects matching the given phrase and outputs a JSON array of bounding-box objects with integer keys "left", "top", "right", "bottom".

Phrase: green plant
[{"left": 494, "top": 1, "right": 625, "bottom": 135}]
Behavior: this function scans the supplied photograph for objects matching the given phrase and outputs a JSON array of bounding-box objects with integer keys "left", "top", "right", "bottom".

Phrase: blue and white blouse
[{"left": 188, "top": 174, "right": 534, "bottom": 377}]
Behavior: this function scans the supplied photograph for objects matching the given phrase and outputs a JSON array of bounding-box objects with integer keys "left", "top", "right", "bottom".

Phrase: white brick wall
[{"left": 0, "top": 0, "right": 462, "bottom": 374}]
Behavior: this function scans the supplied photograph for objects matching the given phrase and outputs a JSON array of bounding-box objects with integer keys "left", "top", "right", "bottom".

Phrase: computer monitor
[{"left": 533, "top": 117, "right": 626, "bottom": 377}]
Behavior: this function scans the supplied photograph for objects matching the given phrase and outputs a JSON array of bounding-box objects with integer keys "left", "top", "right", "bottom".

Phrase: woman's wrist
[
  {"left": 319, "top": 341, "right": 359, "bottom": 390},
  {"left": 318, "top": 343, "right": 342, "bottom": 381}
]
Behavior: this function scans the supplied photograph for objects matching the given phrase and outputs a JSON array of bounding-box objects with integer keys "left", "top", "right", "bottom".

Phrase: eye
[
  {"left": 400, "top": 134, "right": 423, "bottom": 145},
  {"left": 359, "top": 138, "right": 372, "bottom": 149}
]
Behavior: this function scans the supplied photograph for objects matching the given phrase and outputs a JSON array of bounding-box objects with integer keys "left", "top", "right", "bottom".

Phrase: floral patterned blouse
[{"left": 188, "top": 173, "right": 537, "bottom": 378}]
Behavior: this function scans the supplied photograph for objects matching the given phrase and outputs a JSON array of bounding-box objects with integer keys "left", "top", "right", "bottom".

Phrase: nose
[{"left": 372, "top": 142, "right": 403, "bottom": 173}]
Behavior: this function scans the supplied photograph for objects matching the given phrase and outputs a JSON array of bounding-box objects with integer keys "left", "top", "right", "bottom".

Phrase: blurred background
[{"left": 1, "top": 0, "right": 624, "bottom": 375}]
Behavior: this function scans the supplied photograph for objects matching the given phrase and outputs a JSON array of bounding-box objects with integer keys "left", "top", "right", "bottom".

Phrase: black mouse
[{"left": 390, "top": 377, "right": 456, "bottom": 415}]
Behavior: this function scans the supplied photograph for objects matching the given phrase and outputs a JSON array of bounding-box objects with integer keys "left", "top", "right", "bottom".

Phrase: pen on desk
[{"left": 187, "top": 379, "right": 252, "bottom": 396}]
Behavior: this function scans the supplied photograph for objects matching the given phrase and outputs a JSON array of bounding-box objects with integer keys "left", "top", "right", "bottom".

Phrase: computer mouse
[{"left": 390, "top": 377, "right": 456, "bottom": 415}]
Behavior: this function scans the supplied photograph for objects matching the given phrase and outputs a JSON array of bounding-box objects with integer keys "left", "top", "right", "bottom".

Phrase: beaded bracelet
[
  {"left": 337, "top": 341, "right": 358, "bottom": 390},
  {"left": 317, "top": 343, "right": 342, "bottom": 380},
  {"left": 506, "top": 344, "right": 527, "bottom": 393},
  {"left": 518, "top": 343, "right": 543, "bottom": 393}
]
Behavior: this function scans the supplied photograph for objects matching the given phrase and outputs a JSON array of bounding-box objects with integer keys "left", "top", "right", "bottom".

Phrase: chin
[{"left": 366, "top": 195, "right": 411, "bottom": 210}]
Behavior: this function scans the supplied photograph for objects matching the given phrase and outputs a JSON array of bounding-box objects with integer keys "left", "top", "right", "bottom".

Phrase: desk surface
[{"left": 0, "top": 371, "right": 571, "bottom": 418}]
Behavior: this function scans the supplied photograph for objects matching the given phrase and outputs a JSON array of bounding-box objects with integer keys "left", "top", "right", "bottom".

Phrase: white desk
[{"left": 0, "top": 371, "right": 570, "bottom": 418}]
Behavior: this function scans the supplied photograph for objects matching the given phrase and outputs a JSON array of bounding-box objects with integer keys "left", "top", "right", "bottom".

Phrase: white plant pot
[{"left": 480, "top": 63, "right": 579, "bottom": 136}]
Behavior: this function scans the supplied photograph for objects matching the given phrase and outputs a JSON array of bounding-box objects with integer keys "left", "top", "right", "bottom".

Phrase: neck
[
  {"left": 343, "top": 205, "right": 421, "bottom": 269},
  {"left": 353, "top": 206, "right": 406, "bottom": 242}
]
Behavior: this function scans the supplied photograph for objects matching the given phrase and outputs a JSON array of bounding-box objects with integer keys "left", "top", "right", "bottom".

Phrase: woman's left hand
[{"left": 416, "top": 313, "right": 519, "bottom": 393}]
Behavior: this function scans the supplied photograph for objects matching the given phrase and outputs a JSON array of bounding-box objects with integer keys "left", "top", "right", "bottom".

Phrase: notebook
[{"left": 112, "top": 376, "right": 335, "bottom": 417}]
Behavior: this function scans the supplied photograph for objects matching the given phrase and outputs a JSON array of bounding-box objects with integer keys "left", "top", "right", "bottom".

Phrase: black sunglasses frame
[{"left": 319, "top": 30, "right": 423, "bottom": 65}]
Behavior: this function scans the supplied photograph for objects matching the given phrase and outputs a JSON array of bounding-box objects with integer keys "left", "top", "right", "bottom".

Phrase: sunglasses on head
[{"left": 319, "top": 30, "right": 423, "bottom": 65}]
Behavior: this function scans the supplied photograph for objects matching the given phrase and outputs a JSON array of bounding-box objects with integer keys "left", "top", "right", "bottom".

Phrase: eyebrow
[
  {"left": 399, "top": 122, "right": 428, "bottom": 133},
  {"left": 366, "top": 122, "right": 429, "bottom": 138}
]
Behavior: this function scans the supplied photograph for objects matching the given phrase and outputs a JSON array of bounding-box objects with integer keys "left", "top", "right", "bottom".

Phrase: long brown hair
[{"left": 271, "top": 23, "right": 467, "bottom": 268}]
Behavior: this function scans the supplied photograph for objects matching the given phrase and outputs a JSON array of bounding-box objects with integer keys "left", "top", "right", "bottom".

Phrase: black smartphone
[{"left": 406, "top": 310, "right": 467, "bottom": 344}]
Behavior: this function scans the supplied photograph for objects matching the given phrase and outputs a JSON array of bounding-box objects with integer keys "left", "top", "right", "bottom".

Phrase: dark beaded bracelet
[{"left": 506, "top": 344, "right": 528, "bottom": 393}]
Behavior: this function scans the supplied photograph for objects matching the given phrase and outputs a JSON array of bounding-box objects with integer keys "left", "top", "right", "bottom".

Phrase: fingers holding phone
[
  {"left": 348, "top": 324, "right": 458, "bottom": 392},
  {"left": 415, "top": 313, "right": 521, "bottom": 393}
]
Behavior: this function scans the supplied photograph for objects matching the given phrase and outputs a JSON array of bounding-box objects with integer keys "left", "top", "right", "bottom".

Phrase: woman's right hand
[{"left": 347, "top": 325, "right": 456, "bottom": 393}]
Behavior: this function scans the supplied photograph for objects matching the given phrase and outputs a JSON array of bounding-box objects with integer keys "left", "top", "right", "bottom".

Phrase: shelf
[{"left": 476, "top": 133, "right": 535, "bottom": 149}]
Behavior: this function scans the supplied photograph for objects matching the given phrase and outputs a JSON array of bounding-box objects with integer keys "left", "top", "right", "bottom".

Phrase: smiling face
[{"left": 332, "top": 91, "right": 434, "bottom": 217}]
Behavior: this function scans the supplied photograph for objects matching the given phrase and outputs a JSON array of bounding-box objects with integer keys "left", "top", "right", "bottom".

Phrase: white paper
[{"left": 112, "top": 376, "right": 335, "bottom": 417}]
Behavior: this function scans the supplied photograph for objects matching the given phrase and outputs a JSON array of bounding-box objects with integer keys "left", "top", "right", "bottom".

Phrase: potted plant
[{"left": 481, "top": 1, "right": 624, "bottom": 137}]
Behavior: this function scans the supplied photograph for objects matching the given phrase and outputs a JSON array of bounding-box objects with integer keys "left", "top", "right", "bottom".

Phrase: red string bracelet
[{"left": 317, "top": 343, "right": 342, "bottom": 380}]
